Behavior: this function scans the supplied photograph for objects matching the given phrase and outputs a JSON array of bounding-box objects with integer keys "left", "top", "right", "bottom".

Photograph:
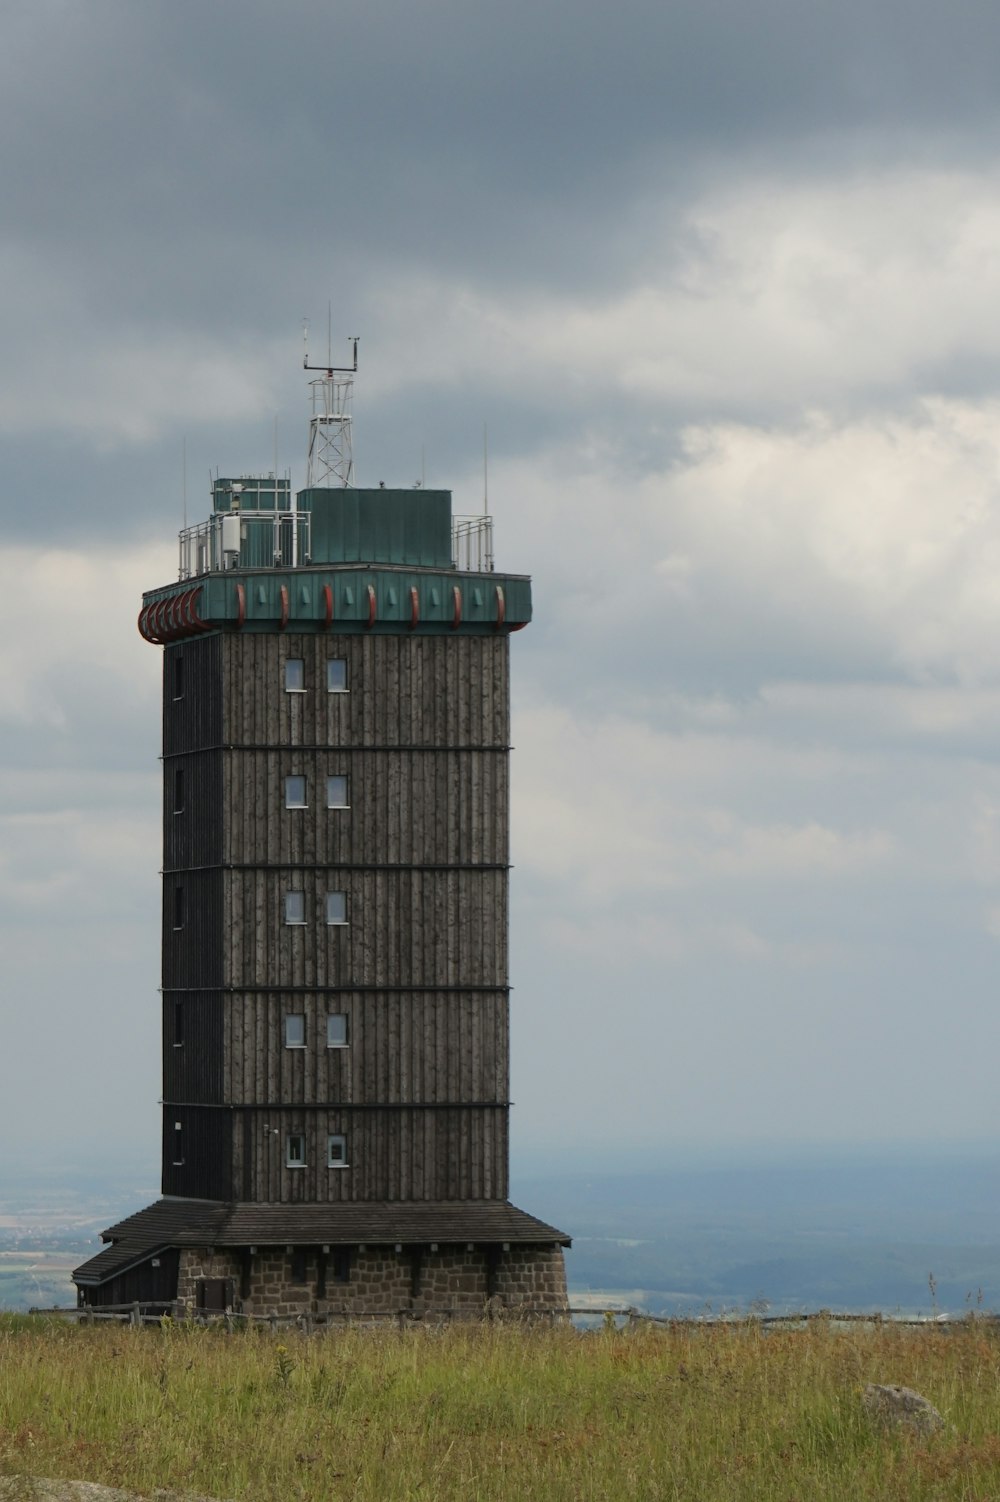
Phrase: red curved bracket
[
  {"left": 279, "top": 585, "right": 289, "bottom": 631},
  {"left": 323, "top": 583, "right": 333, "bottom": 628},
  {"left": 152, "top": 597, "right": 170, "bottom": 640},
  {"left": 494, "top": 585, "right": 506, "bottom": 631},
  {"left": 451, "top": 585, "right": 462, "bottom": 630},
  {"left": 409, "top": 586, "right": 419, "bottom": 630},
  {"left": 190, "top": 587, "right": 211, "bottom": 632},
  {"left": 509, "top": 620, "right": 528, "bottom": 632},
  {"left": 366, "top": 583, "right": 377, "bottom": 629},
  {"left": 168, "top": 595, "right": 183, "bottom": 636},
  {"left": 137, "top": 604, "right": 157, "bottom": 643},
  {"left": 235, "top": 583, "right": 246, "bottom": 629}
]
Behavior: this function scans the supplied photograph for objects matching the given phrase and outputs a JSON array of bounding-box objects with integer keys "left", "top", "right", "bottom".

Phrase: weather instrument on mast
[{"left": 303, "top": 316, "right": 359, "bottom": 487}]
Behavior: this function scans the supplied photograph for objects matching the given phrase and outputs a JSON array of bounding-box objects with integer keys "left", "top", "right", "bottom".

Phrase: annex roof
[{"left": 73, "top": 1198, "right": 570, "bottom": 1287}]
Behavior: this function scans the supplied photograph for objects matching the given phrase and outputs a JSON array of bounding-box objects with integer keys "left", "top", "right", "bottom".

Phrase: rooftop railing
[
  {"left": 179, "top": 511, "right": 312, "bottom": 579},
  {"left": 452, "top": 515, "right": 494, "bottom": 573},
  {"left": 178, "top": 509, "right": 494, "bottom": 577}
]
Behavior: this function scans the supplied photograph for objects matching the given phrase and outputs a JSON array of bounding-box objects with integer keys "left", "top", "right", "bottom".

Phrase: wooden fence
[{"left": 27, "top": 1303, "right": 988, "bottom": 1331}]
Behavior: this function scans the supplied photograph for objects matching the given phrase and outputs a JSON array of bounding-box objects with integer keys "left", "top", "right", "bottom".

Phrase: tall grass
[{"left": 1, "top": 1314, "right": 999, "bottom": 1499}]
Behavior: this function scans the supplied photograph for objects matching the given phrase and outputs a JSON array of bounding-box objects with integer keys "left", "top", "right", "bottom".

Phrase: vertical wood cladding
[
  {"left": 162, "top": 628, "right": 514, "bottom": 1207},
  {"left": 223, "top": 991, "right": 507, "bottom": 1106},
  {"left": 232, "top": 1106, "right": 507, "bottom": 1203},
  {"left": 221, "top": 633, "right": 508, "bottom": 749},
  {"left": 163, "top": 992, "right": 224, "bottom": 1104},
  {"left": 162, "top": 871, "right": 224, "bottom": 989},
  {"left": 161, "top": 1107, "right": 233, "bottom": 1200},
  {"left": 163, "top": 637, "right": 223, "bottom": 755},
  {"left": 163, "top": 751, "right": 223, "bottom": 870},
  {"left": 81, "top": 1249, "right": 180, "bottom": 1309}
]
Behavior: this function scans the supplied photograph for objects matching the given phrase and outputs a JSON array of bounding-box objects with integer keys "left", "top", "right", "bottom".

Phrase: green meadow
[{"left": 1, "top": 1314, "right": 1000, "bottom": 1500}]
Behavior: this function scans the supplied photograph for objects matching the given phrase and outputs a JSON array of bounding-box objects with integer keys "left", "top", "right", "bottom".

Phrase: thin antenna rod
[
  {"left": 483, "top": 422, "right": 488, "bottom": 516},
  {"left": 421, "top": 444, "right": 426, "bottom": 489},
  {"left": 182, "top": 437, "right": 187, "bottom": 531}
]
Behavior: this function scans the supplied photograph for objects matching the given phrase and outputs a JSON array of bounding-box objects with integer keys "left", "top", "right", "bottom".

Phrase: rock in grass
[
  {"left": 0, "top": 1480, "right": 230, "bottom": 1502},
  {"left": 862, "top": 1383, "right": 946, "bottom": 1436}
]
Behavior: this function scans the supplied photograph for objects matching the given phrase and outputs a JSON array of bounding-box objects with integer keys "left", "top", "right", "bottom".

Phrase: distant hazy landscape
[{"left": 4, "top": 1145, "right": 1000, "bottom": 1317}]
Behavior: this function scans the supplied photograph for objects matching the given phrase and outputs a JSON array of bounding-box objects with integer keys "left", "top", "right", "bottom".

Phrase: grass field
[{"left": 1, "top": 1314, "right": 1000, "bottom": 1499}]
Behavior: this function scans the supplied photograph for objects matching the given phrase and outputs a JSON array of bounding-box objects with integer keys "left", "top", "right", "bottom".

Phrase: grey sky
[{"left": 3, "top": 1, "right": 1000, "bottom": 1181}]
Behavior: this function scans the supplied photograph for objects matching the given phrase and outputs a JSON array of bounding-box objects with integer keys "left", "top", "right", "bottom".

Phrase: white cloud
[{"left": 365, "top": 167, "right": 1000, "bottom": 415}]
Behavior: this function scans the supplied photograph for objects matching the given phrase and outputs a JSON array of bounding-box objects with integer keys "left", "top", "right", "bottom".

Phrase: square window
[
  {"left": 327, "top": 658, "right": 348, "bottom": 693},
  {"left": 285, "top": 775, "right": 307, "bottom": 808},
  {"left": 327, "top": 1134, "right": 348, "bottom": 1168},
  {"left": 286, "top": 1133, "right": 306, "bottom": 1168},
  {"left": 284, "top": 890, "right": 306, "bottom": 925},
  {"left": 326, "top": 1013, "right": 349, "bottom": 1048},
  {"left": 173, "top": 767, "right": 184, "bottom": 815},
  {"left": 284, "top": 658, "right": 305, "bottom": 692},
  {"left": 284, "top": 1013, "right": 305, "bottom": 1048},
  {"left": 172, "top": 654, "right": 184, "bottom": 700},
  {"left": 173, "top": 885, "right": 185, "bottom": 930},
  {"left": 325, "top": 890, "right": 347, "bottom": 925},
  {"left": 326, "top": 775, "right": 349, "bottom": 808}
]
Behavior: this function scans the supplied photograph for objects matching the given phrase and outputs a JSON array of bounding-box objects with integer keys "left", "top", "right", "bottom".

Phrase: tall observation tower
[{"left": 73, "top": 348, "right": 569, "bottom": 1318}]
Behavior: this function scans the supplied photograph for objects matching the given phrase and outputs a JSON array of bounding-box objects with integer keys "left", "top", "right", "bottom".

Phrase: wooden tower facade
[{"left": 74, "top": 478, "right": 569, "bottom": 1316}]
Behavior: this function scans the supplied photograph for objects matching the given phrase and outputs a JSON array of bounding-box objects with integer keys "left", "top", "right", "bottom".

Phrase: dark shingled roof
[{"left": 74, "top": 1198, "right": 570, "bottom": 1287}]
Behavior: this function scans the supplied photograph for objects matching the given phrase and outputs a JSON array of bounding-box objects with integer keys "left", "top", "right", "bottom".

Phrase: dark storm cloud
[{"left": 6, "top": 0, "right": 1000, "bottom": 317}]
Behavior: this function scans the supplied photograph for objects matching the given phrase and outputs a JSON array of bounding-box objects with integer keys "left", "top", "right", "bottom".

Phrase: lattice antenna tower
[{"left": 303, "top": 312, "right": 358, "bottom": 487}]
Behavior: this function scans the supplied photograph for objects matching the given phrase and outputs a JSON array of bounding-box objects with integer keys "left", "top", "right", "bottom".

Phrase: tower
[{"left": 73, "top": 380, "right": 569, "bottom": 1318}]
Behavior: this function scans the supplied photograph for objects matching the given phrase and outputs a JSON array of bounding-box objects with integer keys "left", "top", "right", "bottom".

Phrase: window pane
[
  {"left": 284, "top": 889, "right": 305, "bottom": 924},
  {"left": 326, "top": 890, "right": 347, "bottom": 925},
  {"left": 327, "top": 1134, "right": 347, "bottom": 1167},
  {"left": 327, "top": 658, "right": 347, "bottom": 692},
  {"left": 327, "top": 1013, "right": 348, "bottom": 1048},
  {"left": 326, "top": 775, "right": 348, "bottom": 808},
  {"left": 286, "top": 1134, "right": 306, "bottom": 1166},
  {"left": 285, "top": 775, "right": 307, "bottom": 808},
  {"left": 284, "top": 1013, "right": 305, "bottom": 1047},
  {"left": 284, "top": 658, "right": 305, "bottom": 691},
  {"left": 172, "top": 655, "right": 184, "bottom": 700}
]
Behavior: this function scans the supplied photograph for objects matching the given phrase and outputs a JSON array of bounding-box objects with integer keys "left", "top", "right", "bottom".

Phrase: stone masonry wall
[{"left": 176, "top": 1244, "right": 568, "bottom": 1319}]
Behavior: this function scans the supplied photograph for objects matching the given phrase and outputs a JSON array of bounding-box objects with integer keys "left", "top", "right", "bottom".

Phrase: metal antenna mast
[{"left": 303, "top": 316, "right": 359, "bottom": 487}]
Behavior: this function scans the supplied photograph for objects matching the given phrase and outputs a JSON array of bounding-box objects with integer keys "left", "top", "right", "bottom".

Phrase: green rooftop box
[{"left": 302, "top": 487, "right": 454, "bottom": 568}]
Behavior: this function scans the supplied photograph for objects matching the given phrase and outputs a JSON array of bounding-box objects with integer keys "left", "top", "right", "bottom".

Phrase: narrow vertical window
[
  {"left": 327, "top": 1134, "right": 348, "bottom": 1168},
  {"left": 326, "top": 1013, "right": 348, "bottom": 1048},
  {"left": 172, "top": 654, "right": 184, "bottom": 700},
  {"left": 173, "top": 885, "right": 185, "bottom": 930},
  {"left": 325, "top": 890, "right": 347, "bottom": 925},
  {"left": 285, "top": 775, "right": 307, "bottom": 808},
  {"left": 173, "top": 1001, "right": 184, "bottom": 1047},
  {"left": 284, "top": 658, "right": 305, "bottom": 692},
  {"left": 326, "top": 775, "right": 349, "bottom": 808},
  {"left": 284, "top": 1014, "right": 306, "bottom": 1048},
  {"left": 286, "top": 1133, "right": 306, "bottom": 1167},
  {"left": 327, "top": 658, "right": 348, "bottom": 693},
  {"left": 284, "top": 890, "right": 306, "bottom": 925},
  {"left": 172, "top": 1121, "right": 184, "bottom": 1165},
  {"left": 290, "top": 1249, "right": 308, "bottom": 1283},
  {"left": 173, "top": 767, "right": 184, "bottom": 815}
]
